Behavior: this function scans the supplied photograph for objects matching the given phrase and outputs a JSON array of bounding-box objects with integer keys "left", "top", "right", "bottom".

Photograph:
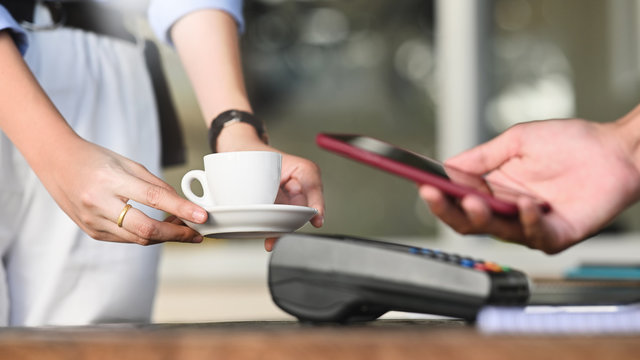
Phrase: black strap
[
  {"left": 1, "top": 1, "right": 135, "bottom": 43},
  {"left": 144, "top": 39, "right": 187, "bottom": 167},
  {"left": 60, "top": 2, "right": 136, "bottom": 43},
  {"left": 208, "top": 110, "right": 269, "bottom": 153},
  {"left": 1, "top": 0, "right": 35, "bottom": 23}
]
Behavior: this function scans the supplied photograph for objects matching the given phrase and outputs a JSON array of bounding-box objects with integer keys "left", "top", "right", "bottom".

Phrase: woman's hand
[
  {"left": 0, "top": 30, "right": 207, "bottom": 246},
  {"left": 169, "top": 9, "right": 325, "bottom": 251},
  {"left": 216, "top": 122, "right": 325, "bottom": 251},
  {"left": 41, "top": 139, "right": 208, "bottom": 245}
]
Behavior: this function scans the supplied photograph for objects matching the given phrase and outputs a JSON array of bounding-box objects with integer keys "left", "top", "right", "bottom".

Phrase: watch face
[{"left": 222, "top": 118, "right": 242, "bottom": 128}]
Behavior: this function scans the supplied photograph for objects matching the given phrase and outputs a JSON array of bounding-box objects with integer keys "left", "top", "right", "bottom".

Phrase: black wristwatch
[{"left": 208, "top": 110, "right": 269, "bottom": 153}]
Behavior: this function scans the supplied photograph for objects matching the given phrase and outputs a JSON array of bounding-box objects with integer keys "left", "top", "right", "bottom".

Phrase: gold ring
[{"left": 116, "top": 204, "right": 133, "bottom": 228}]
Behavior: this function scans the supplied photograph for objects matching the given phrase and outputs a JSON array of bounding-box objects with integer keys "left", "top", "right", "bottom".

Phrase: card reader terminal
[{"left": 268, "top": 233, "right": 530, "bottom": 323}]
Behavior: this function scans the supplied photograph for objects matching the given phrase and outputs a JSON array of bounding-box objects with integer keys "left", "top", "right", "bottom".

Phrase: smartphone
[{"left": 316, "top": 133, "right": 550, "bottom": 217}]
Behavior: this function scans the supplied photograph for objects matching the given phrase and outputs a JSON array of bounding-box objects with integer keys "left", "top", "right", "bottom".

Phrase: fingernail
[
  {"left": 193, "top": 235, "right": 203, "bottom": 243},
  {"left": 193, "top": 210, "right": 207, "bottom": 223}
]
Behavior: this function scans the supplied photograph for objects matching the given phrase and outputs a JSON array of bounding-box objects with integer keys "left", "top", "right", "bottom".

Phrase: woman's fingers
[
  {"left": 115, "top": 203, "right": 203, "bottom": 244},
  {"left": 119, "top": 178, "right": 207, "bottom": 225},
  {"left": 82, "top": 196, "right": 203, "bottom": 245},
  {"left": 264, "top": 238, "right": 277, "bottom": 252},
  {"left": 278, "top": 155, "right": 325, "bottom": 228}
]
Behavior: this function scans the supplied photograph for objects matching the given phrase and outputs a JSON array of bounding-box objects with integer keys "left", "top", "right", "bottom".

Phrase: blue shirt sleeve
[
  {"left": 0, "top": 5, "right": 28, "bottom": 55},
  {"left": 147, "top": 0, "right": 244, "bottom": 46}
]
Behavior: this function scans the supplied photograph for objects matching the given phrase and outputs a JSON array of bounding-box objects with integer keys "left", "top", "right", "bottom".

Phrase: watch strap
[{"left": 208, "top": 110, "right": 269, "bottom": 153}]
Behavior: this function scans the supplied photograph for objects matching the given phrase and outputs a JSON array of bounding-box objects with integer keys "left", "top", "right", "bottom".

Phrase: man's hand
[{"left": 420, "top": 117, "right": 640, "bottom": 254}]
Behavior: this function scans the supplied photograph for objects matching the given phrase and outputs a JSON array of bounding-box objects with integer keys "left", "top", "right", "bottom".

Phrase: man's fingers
[
  {"left": 420, "top": 185, "right": 529, "bottom": 241},
  {"left": 419, "top": 186, "right": 476, "bottom": 234},
  {"left": 459, "top": 199, "right": 528, "bottom": 243},
  {"left": 457, "top": 195, "right": 526, "bottom": 241},
  {"left": 517, "top": 197, "right": 564, "bottom": 254},
  {"left": 460, "top": 195, "right": 492, "bottom": 227}
]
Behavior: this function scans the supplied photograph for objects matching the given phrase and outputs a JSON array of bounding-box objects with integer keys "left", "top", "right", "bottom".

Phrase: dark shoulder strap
[{"left": 1, "top": 1, "right": 36, "bottom": 22}]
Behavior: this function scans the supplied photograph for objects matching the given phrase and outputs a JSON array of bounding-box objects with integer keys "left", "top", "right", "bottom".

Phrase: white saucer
[{"left": 183, "top": 204, "right": 318, "bottom": 239}]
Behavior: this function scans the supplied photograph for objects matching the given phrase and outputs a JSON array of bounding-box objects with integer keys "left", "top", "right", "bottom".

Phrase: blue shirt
[
  {"left": 0, "top": 0, "right": 245, "bottom": 54},
  {"left": 148, "top": 0, "right": 245, "bottom": 46},
  {"left": 0, "top": 5, "right": 28, "bottom": 54}
]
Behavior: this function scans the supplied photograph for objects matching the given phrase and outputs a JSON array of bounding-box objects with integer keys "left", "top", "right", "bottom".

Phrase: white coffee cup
[{"left": 181, "top": 151, "right": 282, "bottom": 208}]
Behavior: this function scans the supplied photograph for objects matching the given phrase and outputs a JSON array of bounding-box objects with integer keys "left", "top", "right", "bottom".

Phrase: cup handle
[{"left": 181, "top": 170, "right": 213, "bottom": 208}]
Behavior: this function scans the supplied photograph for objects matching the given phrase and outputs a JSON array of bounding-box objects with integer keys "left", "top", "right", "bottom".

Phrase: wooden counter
[{"left": 1, "top": 319, "right": 639, "bottom": 360}]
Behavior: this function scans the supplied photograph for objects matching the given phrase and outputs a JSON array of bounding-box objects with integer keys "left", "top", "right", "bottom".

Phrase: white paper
[{"left": 477, "top": 303, "right": 640, "bottom": 334}]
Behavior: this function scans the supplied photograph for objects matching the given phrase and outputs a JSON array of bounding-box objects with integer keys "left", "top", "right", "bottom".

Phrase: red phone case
[{"left": 317, "top": 133, "right": 533, "bottom": 217}]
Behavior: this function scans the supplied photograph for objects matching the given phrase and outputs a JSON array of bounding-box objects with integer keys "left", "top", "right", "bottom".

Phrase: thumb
[{"left": 445, "top": 126, "right": 522, "bottom": 175}]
